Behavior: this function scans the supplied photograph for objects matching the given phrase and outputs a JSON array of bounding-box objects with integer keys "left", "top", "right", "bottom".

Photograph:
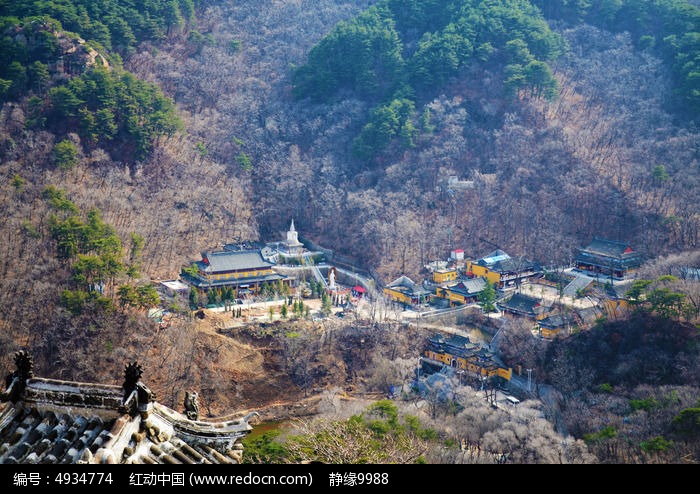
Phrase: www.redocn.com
[{"left": 188, "top": 472, "right": 312, "bottom": 486}]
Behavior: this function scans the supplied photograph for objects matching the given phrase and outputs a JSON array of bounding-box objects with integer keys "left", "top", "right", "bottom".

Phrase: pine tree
[
  {"left": 322, "top": 292, "right": 332, "bottom": 315},
  {"left": 478, "top": 281, "right": 497, "bottom": 313}
]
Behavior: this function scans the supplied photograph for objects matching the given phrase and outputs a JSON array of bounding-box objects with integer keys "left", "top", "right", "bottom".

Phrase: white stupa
[{"left": 281, "top": 219, "right": 304, "bottom": 255}]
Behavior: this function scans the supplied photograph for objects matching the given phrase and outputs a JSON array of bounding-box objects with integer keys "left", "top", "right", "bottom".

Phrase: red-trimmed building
[{"left": 575, "top": 237, "right": 642, "bottom": 279}]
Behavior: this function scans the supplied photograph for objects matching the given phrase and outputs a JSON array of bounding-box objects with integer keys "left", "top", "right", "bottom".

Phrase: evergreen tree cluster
[
  {"left": 292, "top": 0, "right": 564, "bottom": 160},
  {"left": 0, "top": 0, "right": 196, "bottom": 56},
  {"left": 0, "top": 0, "right": 194, "bottom": 161},
  {"left": 533, "top": 0, "right": 700, "bottom": 118},
  {"left": 46, "top": 67, "right": 182, "bottom": 160},
  {"left": 293, "top": 0, "right": 699, "bottom": 160},
  {"left": 42, "top": 185, "right": 154, "bottom": 315}
]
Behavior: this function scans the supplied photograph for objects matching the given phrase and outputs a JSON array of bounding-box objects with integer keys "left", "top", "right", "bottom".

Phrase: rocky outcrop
[{"left": 51, "top": 30, "right": 109, "bottom": 77}]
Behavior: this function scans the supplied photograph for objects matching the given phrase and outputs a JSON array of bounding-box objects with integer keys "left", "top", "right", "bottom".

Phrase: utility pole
[
  {"left": 484, "top": 381, "right": 496, "bottom": 407},
  {"left": 526, "top": 368, "right": 533, "bottom": 392}
]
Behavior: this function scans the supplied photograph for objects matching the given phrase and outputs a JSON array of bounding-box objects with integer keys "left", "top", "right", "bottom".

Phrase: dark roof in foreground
[{"left": 0, "top": 353, "right": 257, "bottom": 464}]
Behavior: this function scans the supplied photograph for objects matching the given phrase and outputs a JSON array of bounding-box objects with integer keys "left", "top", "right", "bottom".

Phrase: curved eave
[{"left": 151, "top": 402, "right": 254, "bottom": 438}]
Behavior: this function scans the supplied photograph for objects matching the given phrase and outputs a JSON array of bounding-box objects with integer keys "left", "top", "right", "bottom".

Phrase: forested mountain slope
[
  {"left": 0, "top": 0, "right": 258, "bottom": 384},
  {"left": 129, "top": 0, "right": 699, "bottom": 283},
  {"left": 0, "top": 1, "right": 698, "bottom": 457}
]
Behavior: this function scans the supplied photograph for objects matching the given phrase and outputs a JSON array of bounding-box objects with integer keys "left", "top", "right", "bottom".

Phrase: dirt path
[{"left": 192, "top": 310, "right": 266, "bottom": 376}]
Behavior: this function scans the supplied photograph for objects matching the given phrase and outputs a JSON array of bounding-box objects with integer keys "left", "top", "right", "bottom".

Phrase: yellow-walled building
[
  {"left": 434, "top": 278, "right": 488, "bottom": 306},
  {"left": 466, "top": 262, "right": 501, "bottom": 286},
  {"left": 432, "top": 268, "right": 458, "bottom": 284},
  {"left": 384, "top": 275, "right": 431, "bottom": 306},
  {"left": 466, "top": 249, "right": 541, "bottom": 289},
  {"left": 423, "top": 334, "right": 512, "bottom": 382},
  {"left": 536, "top": 313, "right": 577, "bottom": 339},
  {"left": 181, "top": 248, "right": 290, "bottom": 296}
]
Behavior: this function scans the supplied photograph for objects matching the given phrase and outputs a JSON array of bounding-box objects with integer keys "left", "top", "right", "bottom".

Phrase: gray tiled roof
[
  {"left": 448, "top": 277, "right": 487, "bottom": 296},
  {"left": 579, "top": 237, "right": 637, "bottom": 258},
  {"left": 575, "top": 306, "right": 603, "bottom": 324},
  {"left": 1, "top": 372, "right": 255, "bottom": 464},
  {"left": 425, "top": 334, "right": 501, "bottom": 368},
  {"left": 576, "top": 237, "right": 642, "bottom": 272},
  {"left": 0, "top": 404, "right": 114, "bottom": 464},
  {"left": 198, "top": 250, "right": 273, "bottom": 273},
  {"left": 386, "top": 276, "right": 431, "bottom": 298},
  {"left": 498, "top": 293, "right": 541, "bottom": 315},
  {"left": 387, "top": 275, "right": 417, "bottom": 289},
  {"left": 538, "top": 313, "right": 574, "bottom": 329}
]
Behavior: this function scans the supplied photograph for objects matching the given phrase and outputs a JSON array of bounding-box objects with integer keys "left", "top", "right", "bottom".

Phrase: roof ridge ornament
[
  {"left": 121, "top": 361, "right": 155, "bottom": 417},
  {"left": 2, "top": 350, "right": 34, "bottom": 402},
  {"left": 122, "top": 361, "right": 143, "bottom": 394},
  {"left": 184, "top": 391, "right": 200, "bottom": 421}
]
